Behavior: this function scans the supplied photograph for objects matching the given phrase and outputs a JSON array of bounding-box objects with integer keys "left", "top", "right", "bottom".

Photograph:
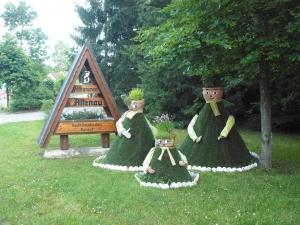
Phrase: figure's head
[
  {"left": 129, "top": 99, "right": 145, "bottom": 111},
  {"left": 128, "top": 88, "right": 144, "bottom": 111},
  {"left": 155, "top": 137, "right": 175, "bottom": 148},
  {"left": 202, "top": 87, "right": 224, "bottom": 103}
]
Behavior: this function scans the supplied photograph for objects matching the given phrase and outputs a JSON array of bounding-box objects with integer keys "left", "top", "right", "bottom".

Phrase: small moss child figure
[
  {"left": 135, "top": 114, "right": 199, "bottom": 189},
  {"left": 93, "top": 88, "right": 155, "bottom": 171},
  {"left": 180, "top": 87, "right": 258, "bottom": 172}
]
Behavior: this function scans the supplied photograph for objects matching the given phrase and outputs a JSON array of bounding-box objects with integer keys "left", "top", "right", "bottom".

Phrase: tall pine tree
[{"left": 74, "top": 0, "right": 141, "bottom": 104}]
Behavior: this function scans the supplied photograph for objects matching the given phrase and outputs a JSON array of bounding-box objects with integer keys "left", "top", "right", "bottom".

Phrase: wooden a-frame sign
[{"left": 38, "top": 42, "right": 120, "bottom": 149}]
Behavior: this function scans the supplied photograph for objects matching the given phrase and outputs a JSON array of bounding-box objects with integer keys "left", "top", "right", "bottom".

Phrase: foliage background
[
  {"left": 0, "top": 1, "right": 54, "bottom": 111},
  {"left": 74, "top": 0, "right": 300, "bottom": 131}
]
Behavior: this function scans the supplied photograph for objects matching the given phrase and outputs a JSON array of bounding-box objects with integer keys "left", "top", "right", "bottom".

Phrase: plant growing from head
[
  {"left": 153, "top": 114, "right": 174, "bottom": 139},
  {"left": 129, "top": 88, "right": 144, "bottom": 101}
]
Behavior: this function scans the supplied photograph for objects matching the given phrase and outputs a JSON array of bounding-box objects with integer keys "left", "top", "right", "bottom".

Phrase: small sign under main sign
[{"left": 55, "top": 120, "right": 116, "bottom": 134}]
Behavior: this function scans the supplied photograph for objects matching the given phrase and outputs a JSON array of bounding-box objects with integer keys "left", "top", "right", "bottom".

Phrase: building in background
[{"left": 47, "top": 72, "right": 66, "bottom": 81}]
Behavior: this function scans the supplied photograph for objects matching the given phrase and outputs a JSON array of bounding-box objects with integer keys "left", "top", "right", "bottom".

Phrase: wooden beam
[{"left": 85, "top": 50, "right": 120, "bottom": 120}]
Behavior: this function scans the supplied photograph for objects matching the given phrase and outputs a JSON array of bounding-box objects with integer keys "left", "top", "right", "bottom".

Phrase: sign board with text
[
  {"left": 38, "top": 42, "right": 120, "bottom": 149},
  {"left": 55, "top": 120, "right": 116, "bottom": 134}
]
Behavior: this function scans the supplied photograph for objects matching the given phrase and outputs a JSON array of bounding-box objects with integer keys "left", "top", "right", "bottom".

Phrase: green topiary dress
[
  {"left": 104, "top": 112, "right": 154, "bottom": 166},
  {"left": 180, "top": 101, "right": 257, "bottom": 171},
  {"left": 140, "top": 147, "right": 193, "bottom": 184},
  {"left": 93, "top": 110, "right": 155, "bottom": 171},
  {"left": 135, "top": 115, "right": 199, "bottom": 189}
]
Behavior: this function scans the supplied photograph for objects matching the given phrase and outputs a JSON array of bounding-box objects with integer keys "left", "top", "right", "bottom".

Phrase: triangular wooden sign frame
[{"left": 38, "top": 42, "right": 120, "bottom": 148}]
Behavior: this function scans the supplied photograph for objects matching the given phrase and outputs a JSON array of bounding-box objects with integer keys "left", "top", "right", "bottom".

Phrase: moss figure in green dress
[
  {"left": 93, "top": 88, "right": 155, "bottom": 171},
  {"left": 180, "top": 87, "right": 258, "bottom": 172},
  {"left": 135, "top": 115, "right": 199, "bottom": 189}
]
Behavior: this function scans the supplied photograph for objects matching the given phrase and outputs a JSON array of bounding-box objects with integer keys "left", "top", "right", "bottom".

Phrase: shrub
[
  {"left": 129, "top": 88, "right": 144, "bottom": 101},
  {"left": 10, "top": 83, "right": 55, "bottom": 112},
  {"left": 61, "top": 109, "right": 105, "bottom": 120},
  {"left": 10, "top": 97, "right": 41, "bottom": 112},
  {"left": 54, "top": 76, "right": 66, "bottom": 95},
  {"left": 41, "top": 99, "right": 54, "bottom": 114},
  {"left": 153, "top": 114, "right": 174, "bottom": 139}
]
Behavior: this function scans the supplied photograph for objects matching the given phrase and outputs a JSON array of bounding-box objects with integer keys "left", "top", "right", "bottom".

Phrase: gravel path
[{"left": 0, "top": 111, "right": 46, "bottom": 125}]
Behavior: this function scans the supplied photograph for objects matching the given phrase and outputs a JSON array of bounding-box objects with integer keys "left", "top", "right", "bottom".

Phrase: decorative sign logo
[{"left": 83, "top": 71, "right": 91, "bottom": 84}]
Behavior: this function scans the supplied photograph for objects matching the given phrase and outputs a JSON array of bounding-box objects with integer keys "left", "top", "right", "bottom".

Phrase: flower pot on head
[
  {"left": 202, "top": 87, "right": 224, "bottom": 103},
  {"left": 129, "top": 99, "right": 145, "bottom": 111}
]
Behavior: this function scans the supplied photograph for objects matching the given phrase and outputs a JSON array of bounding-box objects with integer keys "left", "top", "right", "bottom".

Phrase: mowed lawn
[{"left": 0, "top": 121, "right": 299, "bottom": 225}]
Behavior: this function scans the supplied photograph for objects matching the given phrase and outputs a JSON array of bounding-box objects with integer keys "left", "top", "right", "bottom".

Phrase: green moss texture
[
  {"left": 180, "top": 102, "right": 255, "bottom": 167},
  {"left": 140, "top": 147, "right": 193, "bottom": 183},
  {"left": 104, "top": 113, "right": 154, "bottom": 166}
]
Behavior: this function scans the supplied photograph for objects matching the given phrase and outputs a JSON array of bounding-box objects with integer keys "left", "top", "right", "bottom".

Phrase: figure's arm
[
  {"left": 218, "top": 115, "right": 235, "bottom": 140},
  {"left": 188, "top": 115, "right": 202, "bottom": 142},
  {"left": 116, "top": 111, "right": 127, "bottom": 135},
  {"left": 142, "top": 147, "right": 156, "bottom": 173},
  {"left": 116, "top": 111, "right": 131, "bottom": 138},
  {"left": 177, "top": 150, "right": 188, "bottom": 166}
]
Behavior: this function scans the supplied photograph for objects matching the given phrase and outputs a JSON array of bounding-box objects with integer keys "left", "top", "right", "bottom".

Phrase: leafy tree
[
  {"left": 8, "top": 60, "right": 53, "bottom": 111},
  {"left": 54, "top": 76, "right": 66, "bottom": 95},
  {"left": 135, "top": 0, "right": 300, "bottom": 169},
  {"left": 130, "top": 0, "right": 199, "bottom": 122},
  {"left": 0, "top": 1, "right": 52, "bottom": 111},
  {"left": 0, "top": 35, "right": 32, "bottom": 106},
  {"left": 26, "top": 28, "right": 48, "bottom": 62},
  {"left": 0, "top": 35, "right": 52, "bottom": 111},
  {"left": 1, "top": 0, "right": 37, "bottom": 45},
  {"left": 1, "top": 0, "right": 48, "bottom": 62},
  {"left": 51, "top": 40, "right": 73, "bottom": 72}
]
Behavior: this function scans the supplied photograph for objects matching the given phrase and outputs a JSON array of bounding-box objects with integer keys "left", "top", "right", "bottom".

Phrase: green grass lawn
[{"left": 0, "top": 121, "right": 299, "bottom": 225}]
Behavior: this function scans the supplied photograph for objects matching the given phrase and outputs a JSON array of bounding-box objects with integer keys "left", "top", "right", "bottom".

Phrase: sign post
[
  {"left": 101, "top": 133, "right": 110, "bottom": 148},
  {"left": 60, "top": 135, "right": 69, "bottom": 150}
]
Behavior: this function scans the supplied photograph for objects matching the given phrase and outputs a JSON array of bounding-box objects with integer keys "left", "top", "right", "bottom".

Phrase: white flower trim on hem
[
  {"left": 134, "top": 171, "right": 199, "bottom": 189},
  {"left": 186, "top": 151, "right": 259, "bottom": 173},
  {"left": 187, "top": 162, "right": 258, "bottom": 172},
  {"left": 93, "top": 155, "right": 143, "bottom": 172}
]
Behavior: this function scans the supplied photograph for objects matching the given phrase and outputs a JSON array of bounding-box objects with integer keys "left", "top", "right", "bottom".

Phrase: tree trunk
[
  {"left": 104, "top": 0, "right": 110, "bottom": 87},
  {"left": 259, "top": 62, "right": 272, "bottom": 169},
  {"left": 6, "top": 86, "right": 9, "bottom": 108}
]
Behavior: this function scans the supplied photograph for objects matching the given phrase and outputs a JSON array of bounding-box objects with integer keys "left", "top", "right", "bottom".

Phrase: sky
[{"left": 0, "top": 0, "right": 87, "bottom": 63}]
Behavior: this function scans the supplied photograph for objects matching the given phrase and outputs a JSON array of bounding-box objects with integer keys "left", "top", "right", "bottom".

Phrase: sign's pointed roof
[{"left": 38, "top": 42, "right": 120, "bottom": 148}]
